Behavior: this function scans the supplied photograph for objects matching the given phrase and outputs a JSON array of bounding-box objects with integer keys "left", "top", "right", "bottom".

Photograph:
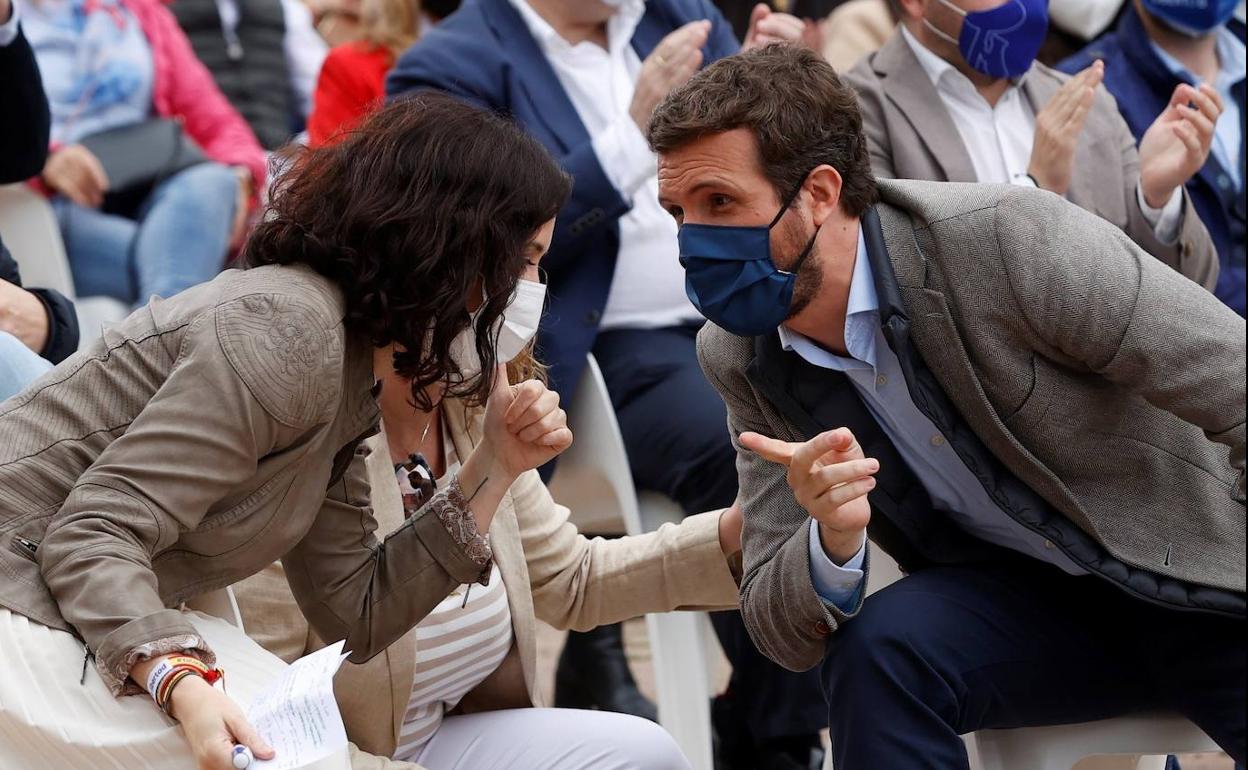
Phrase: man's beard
[{"left": 779, "top": 217, "right": 823, "bottom": 321}]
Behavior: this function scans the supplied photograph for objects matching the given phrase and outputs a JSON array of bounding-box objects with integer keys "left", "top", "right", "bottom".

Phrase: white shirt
[
  {"left": 900, "top": 26, "right": 1183, "bottom": 243},
  {"left": 211, "top": 0, "right": 327, "bottom": 120},
  {"left": 509, "top": 0, "right": 702, "bottom": 330}
]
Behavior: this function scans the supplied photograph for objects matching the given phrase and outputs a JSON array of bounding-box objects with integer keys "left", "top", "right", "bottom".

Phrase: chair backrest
[
  {"left": 0, "top": 184, "right": 76, "bottom": 300},
  {"left": 547, "top": 354, "right": 642, "bottom": 537}
]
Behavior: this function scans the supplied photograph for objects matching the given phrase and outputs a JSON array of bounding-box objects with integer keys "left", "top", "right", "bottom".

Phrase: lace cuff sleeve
[{"left": 427, "top": 477, "right": 493, "bottom": 582}]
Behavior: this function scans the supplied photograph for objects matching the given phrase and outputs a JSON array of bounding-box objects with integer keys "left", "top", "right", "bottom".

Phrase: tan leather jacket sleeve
[
  {"left": 37, "top": 298, "right": 336, "bottom": 695},
  {"left": 512, "top": 469, "right": 738, "bottom": 632},
  {"left": 280, "top": 441, "right": 488, "bottom": 665},
  {"left": 996, "top": 187, "right": 1246, "bottom": 501}
]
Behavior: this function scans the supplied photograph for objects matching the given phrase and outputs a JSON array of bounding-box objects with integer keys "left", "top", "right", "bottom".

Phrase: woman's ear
[{"left": 806, "top": 164, "right": 844, "bottom": 228}]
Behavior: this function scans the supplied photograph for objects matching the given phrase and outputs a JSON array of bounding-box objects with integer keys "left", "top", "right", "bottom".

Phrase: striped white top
[
  {"left": 393, "top": 564, "right": 513, "bottom": 761},
  {"left": 393, "top": 431, "right": 513, "bottom": 762}
]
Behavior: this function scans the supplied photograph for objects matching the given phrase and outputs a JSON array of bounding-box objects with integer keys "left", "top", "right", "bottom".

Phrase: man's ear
[{"left": 805, "top": 164, "right": 844, "bottom": 227}]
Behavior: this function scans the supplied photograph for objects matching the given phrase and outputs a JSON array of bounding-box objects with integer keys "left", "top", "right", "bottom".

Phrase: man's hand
[
  {"left": 630, "top": 20, "right": 710, "bottom": 131},
  {"left": 742, "top": 3, "right": 805, "bottom": 50},
  {"left": 0, "top": 279, "right": 49, "bottom": 355},
  {"left": 1028, "top": 61, "right": 1103, "bottom": 195},
  {"left": 41, "top": 144, "right": 109, "bottom": 208},
  {"left": 1139, "top": 82, "right": 1223, "bottom": 209},
  {"left": 740, "top": 428, "right": 876, "bottom": 564}
]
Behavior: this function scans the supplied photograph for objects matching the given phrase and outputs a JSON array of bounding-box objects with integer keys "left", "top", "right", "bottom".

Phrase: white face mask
[{"left": 448, "top": 279, "right": 547, "bottom": 380}]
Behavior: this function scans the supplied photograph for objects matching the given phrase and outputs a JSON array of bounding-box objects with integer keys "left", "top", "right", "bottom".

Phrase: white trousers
[
  {"left": 414, "top": 708, "right": 691, "bottom": 770},
  {"left": 0, "top": 608, "right": 350, "bottom": 770}
]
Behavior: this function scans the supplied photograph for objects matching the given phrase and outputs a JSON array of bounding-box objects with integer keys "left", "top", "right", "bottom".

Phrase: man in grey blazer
[
  {"left": 648, "top": 44, "right": 1245, "bottom": 769},
  {"left": 843, "top": 0, "right": 1222, "bottom": 291}
]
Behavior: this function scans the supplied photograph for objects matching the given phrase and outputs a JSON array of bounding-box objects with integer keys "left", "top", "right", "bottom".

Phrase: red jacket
[
  {"left": 307, "top": 42, "right": 393, "bottom": 147},
  {"left": 35, "top": 0, "right": 267, "bottom": 194}
]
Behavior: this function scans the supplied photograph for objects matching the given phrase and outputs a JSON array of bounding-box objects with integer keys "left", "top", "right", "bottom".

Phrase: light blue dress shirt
[
  {"left": 789, "top": 229, "right": 1086, "bottom": 609},
  {"left": 1151, "top": 26, "right": 1246, "bottom": 191}
]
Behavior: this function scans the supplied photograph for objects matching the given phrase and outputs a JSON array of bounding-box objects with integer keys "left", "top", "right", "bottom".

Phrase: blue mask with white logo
[
  {"left": 677, "top": 178, "right": 819, "bottom": 338},
  {"left": 924, "top": 0, "right": 1050, "bottom": 80},
  {"left": 1141, "top": 0, "right": 1238, "bottom": 36}
]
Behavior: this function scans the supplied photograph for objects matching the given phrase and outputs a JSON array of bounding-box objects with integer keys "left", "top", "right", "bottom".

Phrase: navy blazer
[
  {"left": 1, "top": 27, "right": 78, "bottom": 363},
  {"left": 386, "top": 0, "right": 740, "bottom": 403},
  {"left": 1061, "top": 7, "right": 1246, "bottom": 316}
]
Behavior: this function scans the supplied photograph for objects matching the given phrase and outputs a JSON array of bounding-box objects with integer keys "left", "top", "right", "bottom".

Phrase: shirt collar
[
  {"left": 509, "top": 0, "right": 645, "bottom": 56},
  {"left": 1149, "top": 26, "right": 1247, "bottom": 89},
  {"left": 899, "top": 24, "right": 1030, "bottom": 93},
  {"left": 778, "top": 227, "right": 879, "bottom": 371}
]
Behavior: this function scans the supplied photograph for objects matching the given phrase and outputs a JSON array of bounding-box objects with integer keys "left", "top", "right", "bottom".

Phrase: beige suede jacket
[{"left": 0, "top": 265, "right": 487, "bottom": 694}]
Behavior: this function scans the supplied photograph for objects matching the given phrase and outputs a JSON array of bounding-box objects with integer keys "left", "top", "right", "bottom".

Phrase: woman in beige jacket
[
  {"left": 0, "top": 94, "right": 584, "bottom": 770},
  {"left": 236, "top": 387, "right": 743, "bottom": 768}
]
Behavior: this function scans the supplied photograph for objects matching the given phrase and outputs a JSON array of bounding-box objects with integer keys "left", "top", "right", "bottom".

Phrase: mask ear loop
[
  {"left": 922, "top": 0, "right": 966, "bottom": 47},
  {"left": 770, "top": 173, "right": 822, "bottom": 277}
]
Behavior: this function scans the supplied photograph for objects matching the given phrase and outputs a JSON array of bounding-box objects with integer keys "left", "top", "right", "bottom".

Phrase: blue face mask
[
  {"left": 1141, "top": 0, "right": 1238, "bottom": 36},
  {"left": 924, "top": 0, "right": 1049, "bottom": 80},
  {"left": 677, "top": 179, "right": 819, "bottom": 338}
]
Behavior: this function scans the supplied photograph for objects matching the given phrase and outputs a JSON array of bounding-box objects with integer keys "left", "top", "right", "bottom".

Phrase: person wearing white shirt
[
  {"left": 844, "top": 0, "right": 1222, "bottom": 290},
  {"left": 385, "top": 1, "right": 834, "bottom": 767}
]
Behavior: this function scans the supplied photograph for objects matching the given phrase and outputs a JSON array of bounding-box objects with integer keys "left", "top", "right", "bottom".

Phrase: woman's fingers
[
  {"left": 536, "top": 426, "right": 574, "bottom": 450},
  {"left": 224, "top": 710, "right": 274, "bottom": 759},
  {"left": 503, "top": 379, "right": 545, "bottom": 425},
  {"left": 508, "top": 386, "right": 559, "bottom": 432},
  {"left": 517, "top": 407, "right": 567, "bottom": 443}
]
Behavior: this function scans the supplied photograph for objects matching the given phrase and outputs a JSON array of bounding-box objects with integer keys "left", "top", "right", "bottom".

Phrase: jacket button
[
  {"left": 814, "top": 620, "right": 830, "bottom": 637},
  {"left": 586, "top": 309, "right": 602, "bottom": 324},
  {"left": 1218, "top": 174, "right": 1232, "bottom": 190}
]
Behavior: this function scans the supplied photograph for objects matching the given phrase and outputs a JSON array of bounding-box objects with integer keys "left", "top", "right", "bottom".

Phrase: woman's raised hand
[{"left": 480, "top": 365, "right": 573, "bottom": 480}]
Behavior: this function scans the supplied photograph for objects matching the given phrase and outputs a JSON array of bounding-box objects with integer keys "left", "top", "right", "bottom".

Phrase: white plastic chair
[
  {"left": 547, "top": 354, "right": 716, "bottom": 770},
  {"left": 821, "top": 548, "right": 1219, "bottom": 770},
  {"left": 0, "top": 183, "right": 76, "bottom": 298},
  {"left": 975, "top": 715, "right": 1218, "bottom": 770},
  {"left": 0, "top": 183, "right": 130, "bottom": 348}
]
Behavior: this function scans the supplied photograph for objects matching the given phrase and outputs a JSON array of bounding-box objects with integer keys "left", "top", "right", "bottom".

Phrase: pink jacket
[{"left": 38, "top": 0, "right": 267, "bottom": 193}]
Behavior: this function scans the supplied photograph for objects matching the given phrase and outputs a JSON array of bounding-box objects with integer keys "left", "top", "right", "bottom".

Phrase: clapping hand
[{"left": 1139, "top": 82, "right": 1223, "bottom": 209}]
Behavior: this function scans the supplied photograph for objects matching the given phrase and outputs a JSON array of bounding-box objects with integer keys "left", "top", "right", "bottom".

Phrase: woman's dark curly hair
[{"left": 244, "top": 92, "right": 572, "bottom": 409}]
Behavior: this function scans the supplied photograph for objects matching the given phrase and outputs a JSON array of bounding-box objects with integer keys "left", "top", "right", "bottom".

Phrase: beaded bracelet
[{"left": 146, "top": 655, "right": 225, "bottom": 717}]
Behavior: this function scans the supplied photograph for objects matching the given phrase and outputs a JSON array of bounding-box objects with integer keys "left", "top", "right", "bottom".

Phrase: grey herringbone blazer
[{"left": 699, "top": 178, "right": 1246, "bottom": 672}]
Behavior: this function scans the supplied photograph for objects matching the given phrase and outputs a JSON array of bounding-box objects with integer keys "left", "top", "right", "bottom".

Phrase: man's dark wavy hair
[{"left": 244, "top": 92, "right": 572, "bottom": 410}]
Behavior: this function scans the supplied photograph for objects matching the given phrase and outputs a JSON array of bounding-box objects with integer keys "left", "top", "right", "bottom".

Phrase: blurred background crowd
[{"left": 0, "top": 0, "right": 1243, "bottom": 768}]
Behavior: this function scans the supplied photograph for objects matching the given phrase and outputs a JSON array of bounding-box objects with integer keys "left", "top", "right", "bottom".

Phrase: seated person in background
[
  {"left": 169, "top": 0, "right": 328, "bottom": 150},
  {"left": 234, "top": 337, "right": 742, "bottom": 769},
  {"left": 821, "top": 0, "right": 899, "bottom": 73},
  {"left": 307, "top": 0, "right": 422, "bottom": 145},
  {"left": 0, "top": 245, "right": 78, "bottom": 400},
  {"left": 1, "top": 0, "right": 78, "bottom": 399},
  {"left": 649, "top": 44, "right": 1245, "bottom": 769},
  {"left": 23, "top": 0, "right": 266, "bottom": 308},
  {"left": 386, "top": 3, "right": 830, "bottom": 767},
  {"left": 0, "top": 93, "right": 607, "bottom": 770},
  {"left": 1061, "top": 0, "right": 1245, "bottom": 317},
  {"left": 844, "top": 0, "right": 1222, "bottom": 290}
]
